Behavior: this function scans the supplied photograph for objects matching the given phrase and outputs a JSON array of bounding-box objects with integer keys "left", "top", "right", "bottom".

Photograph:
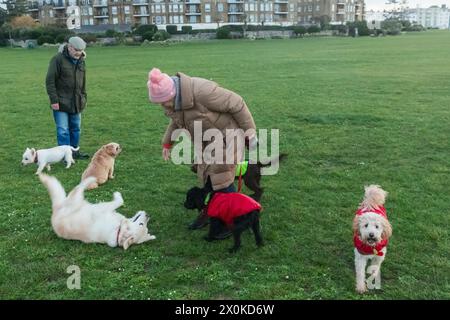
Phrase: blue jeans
[{"left": 52, "top": 110, "right": 81, "bottom": 148}]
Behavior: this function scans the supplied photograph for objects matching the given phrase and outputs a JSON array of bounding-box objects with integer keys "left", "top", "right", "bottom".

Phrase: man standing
[{"left": 45, "top": 36, "right": 89, "bottom": 159}]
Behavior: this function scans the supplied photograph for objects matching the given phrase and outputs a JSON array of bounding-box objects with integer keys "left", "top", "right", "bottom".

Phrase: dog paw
[
  {"left": 356, "top": 284, "right": 367, "bottom": 294},
  {"left": 109, "top": 175, "right": 115, "bottom": 179},
  {"left": 113, "top": 192, "right": 123, "bottom": 204}
]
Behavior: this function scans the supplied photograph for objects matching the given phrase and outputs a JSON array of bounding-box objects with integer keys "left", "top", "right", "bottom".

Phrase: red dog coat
[
  {"left": 206, "top": 192, "right": 262, "bottom": 226},
  {"left": 354, "top": 206, "right": 389, "bottom": 256}
]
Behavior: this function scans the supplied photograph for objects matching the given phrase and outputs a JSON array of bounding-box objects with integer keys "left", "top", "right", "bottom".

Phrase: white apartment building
[{"left": 410, "top": 5, "right": 450, "bottom": 29}]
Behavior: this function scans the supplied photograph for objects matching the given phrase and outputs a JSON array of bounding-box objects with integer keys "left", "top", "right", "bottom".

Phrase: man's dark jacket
[{"left": 46, "top": 45, "right": 86, "bottom": 114}]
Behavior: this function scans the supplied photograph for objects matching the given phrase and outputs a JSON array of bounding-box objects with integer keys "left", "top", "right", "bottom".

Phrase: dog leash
[{"left": 237, "top": 166, "right": 243, "bottom": 193}]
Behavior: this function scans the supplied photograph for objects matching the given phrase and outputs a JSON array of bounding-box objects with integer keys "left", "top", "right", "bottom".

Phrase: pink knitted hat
[{"left": 147, "top": 68, "right": 176, "bottom": 103}]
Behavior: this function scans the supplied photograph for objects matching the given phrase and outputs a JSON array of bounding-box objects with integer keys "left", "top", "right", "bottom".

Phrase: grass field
[{"left": 0, "top": 31, "right": 449, "bottom": 300}]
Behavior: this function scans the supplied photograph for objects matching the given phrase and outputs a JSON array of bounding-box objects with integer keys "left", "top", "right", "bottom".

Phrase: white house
[{"left": 409, "top": 5, "right": 450, "bottom": 29}]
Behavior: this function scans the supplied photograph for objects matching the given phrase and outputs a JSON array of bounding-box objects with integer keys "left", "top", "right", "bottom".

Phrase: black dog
[
  {"left": 191, "top": 153, "right": 287, "bottom": 202},
  {"left": 184, "top": 187, "right": 263, "bottom": 253}
]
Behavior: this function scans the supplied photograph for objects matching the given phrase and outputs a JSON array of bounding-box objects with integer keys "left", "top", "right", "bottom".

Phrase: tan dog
[
  {"left": 39, "top": 174, "right": 156, "bottom": 250},
  {"left": 82, "top": 143, "right": 121, "bottom": 189}
]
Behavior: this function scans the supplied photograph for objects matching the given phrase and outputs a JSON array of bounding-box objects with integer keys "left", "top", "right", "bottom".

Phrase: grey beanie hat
[{"left": 68, "top": 36, "right": 86, "bottom": 50}]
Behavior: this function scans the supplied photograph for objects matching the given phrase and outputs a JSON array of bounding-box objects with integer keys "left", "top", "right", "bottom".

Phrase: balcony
[
  {"left": 186, "top": 0, "right": 201, "bottom": 3},
  {"left": 274, "top": 0, "right": 289, "bottom": 3},
  {"left": 227, "top": 0, "right": 244, "bottom": 3},
  {"left": 93, "top": 0, "right": 108, "bottom": 7},
  {"left": 132, "top": 0, "right": 149, "bottom": 5},
  {"left": 336, "top": 9, "right": 345, "bottom": 15},
  {"left": 51, "top": 0, "right": 66, "bottom": 8}
]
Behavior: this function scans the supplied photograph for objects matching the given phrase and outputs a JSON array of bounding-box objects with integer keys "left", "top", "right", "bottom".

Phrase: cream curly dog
[{"left": 353, "top": 185, "right": 392, "bottom": 294}]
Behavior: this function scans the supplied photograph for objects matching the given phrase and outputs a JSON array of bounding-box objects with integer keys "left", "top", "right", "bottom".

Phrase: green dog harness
[{"left": 235, "top": 161, "right": 248, "bottom": 177}]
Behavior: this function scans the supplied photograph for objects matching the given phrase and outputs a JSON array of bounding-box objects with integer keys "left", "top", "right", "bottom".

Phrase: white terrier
[
  {"left": 22, "top": 145, "right": 79, "bottom": 174},
  {"left": 39, "top": 174, "right": 156, "bottom": 249},
  {"left": 353, "top": 185, "right": 393, "bottom": 294}
]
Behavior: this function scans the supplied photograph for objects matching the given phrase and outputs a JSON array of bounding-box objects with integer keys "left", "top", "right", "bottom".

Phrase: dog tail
[
  {"left": 360, "top": 185, "right": 388, "bottom": 210},
  {"left": 258, "top": 153, "right": 287, "bottom": 168},
  {"left": 38, "top": 174, "right": 66, "bottom": 207},
  {"left": 70, "top": 146, "right": 80, "bottom": 152}
]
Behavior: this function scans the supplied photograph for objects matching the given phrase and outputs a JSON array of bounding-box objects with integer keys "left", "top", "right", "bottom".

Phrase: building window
[
  {"left": 217, "top": 3, "right": 223, "bottom": 12},
  {"left": 113, "top": 17, "right": 118, "bottom": 24},
  {"left": 124, "top": 6, "right": 130, "bottom": 14},
  {"left": 112, "top": 6, "right": 117, "bottom": 15},
  {"left": 205, "top": 3, "right": 210, "bottom": 13},
  {"left": 205, "top": 14, "right": 211, "bottom": 23}
]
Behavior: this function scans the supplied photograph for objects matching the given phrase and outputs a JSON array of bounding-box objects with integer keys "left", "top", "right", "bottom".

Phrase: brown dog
[{"left": 81, "top": 143, "right": 121, "bottom": 189}]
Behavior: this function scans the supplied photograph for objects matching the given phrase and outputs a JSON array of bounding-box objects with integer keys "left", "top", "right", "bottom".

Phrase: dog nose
[{"left": 369, "top": 232, "right": 374, "bottom": 238}]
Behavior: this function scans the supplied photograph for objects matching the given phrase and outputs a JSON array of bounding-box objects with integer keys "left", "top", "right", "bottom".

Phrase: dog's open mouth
[{"left": 367, "top": 237, "right": 378, "bottom": 245}]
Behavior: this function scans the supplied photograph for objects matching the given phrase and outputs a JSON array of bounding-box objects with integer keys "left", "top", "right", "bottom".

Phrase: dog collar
[
  {"left": 34, "top": 152, "right": 38, "bottom": 163},
  {"left": 116, "top": 225, "right": 121, "bottom": 247}
]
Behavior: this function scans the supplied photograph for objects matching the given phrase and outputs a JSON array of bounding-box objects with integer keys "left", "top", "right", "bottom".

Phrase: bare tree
[{"left": 383, "top": 0, "right": 409, "bottom": 20}]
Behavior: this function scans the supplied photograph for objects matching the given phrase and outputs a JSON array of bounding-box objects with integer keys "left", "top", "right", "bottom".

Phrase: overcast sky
[{"left": 365, "top": 0, "right": 450, "bottom": 11}]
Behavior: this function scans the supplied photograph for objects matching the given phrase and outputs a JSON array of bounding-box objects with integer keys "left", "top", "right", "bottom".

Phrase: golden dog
[{"left": 82, "top": 142, "right": 121, "bottom": 189}]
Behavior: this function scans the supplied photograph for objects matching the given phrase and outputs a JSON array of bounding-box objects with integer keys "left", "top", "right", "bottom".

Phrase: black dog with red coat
[{"left": 184, "top": 186, "right": 264, "bottom": 253}]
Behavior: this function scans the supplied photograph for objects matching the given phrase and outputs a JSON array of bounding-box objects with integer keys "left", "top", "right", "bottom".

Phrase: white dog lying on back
[
  {"left": 22, "top": 145, "right": 79, "bottom": 174},
  {"left": 39, "top": 174, "right": 156, "bottom": 250}
]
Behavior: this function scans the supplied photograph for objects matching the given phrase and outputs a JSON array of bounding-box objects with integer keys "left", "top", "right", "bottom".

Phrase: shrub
[
  {"left": 166, "top": 25, "right": 177, "bottom": 34},
  {"left": 133, "top": 24, "right": 158, "bottom": 36},
  {"left": 55, "top": 34, "right": 67, "bottom": 43},
  {"left": 153, "top": 30, "right": 170, "bottom": 41},
  {"left": 26, "top": 29, "right": 42, "bottom": 40},
  {"left": 381, "top": 19, "right": 402, "bottom": 35},
  {"left": 307, "top": 25, "right": 321, "bottom": 34},
  {"left": 142, "top": 31, "right": 154, "bottom": 41},
  {"left": 105, "top": 29, "right": 118, "bottom": 37},
  {"left": 293, "top": 26, "right": 307, "bottom": 37},
  {"left": 216, "top": 26, "right": 231, "bottom": 39},
  {"left": 37, "top": 35, "right": 54, "bottom": 45},
  {"left": 181, "top": 25, "right": 192, "bottom": 34},
  {"left": 80, "top": 33, "right": 97, "bottom": 43}
]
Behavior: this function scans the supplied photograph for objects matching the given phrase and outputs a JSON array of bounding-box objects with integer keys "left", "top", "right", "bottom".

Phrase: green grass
[{"left": 0, "top": 31, "right": 449, "bottom": 300}]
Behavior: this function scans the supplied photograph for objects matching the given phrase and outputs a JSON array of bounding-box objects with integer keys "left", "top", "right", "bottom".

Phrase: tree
[
  {"left": 11, "top": 15, "right": 36, "bottom": 28},
  {"left": 383, "top": 0, "right": 409, "bottom": 20},
  {"left": 381, "top": 18, "right": 402, "bottom": 35},
  {"left": 0, "top": 7, "right": 7, "bottom": 27},
  {"left": 5, "top": 0, "right": 28, "bottom": 21}
]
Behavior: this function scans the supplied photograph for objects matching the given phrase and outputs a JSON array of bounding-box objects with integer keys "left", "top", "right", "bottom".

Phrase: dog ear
[
  {"left": 123, "top": 236, "right": 134, "bottom": 250},
  {"left": 352, "top": 215, "right": 360, "bottom": 236},
  {"left": 381, "top": 217, "right": 392, "bottom": 240},
  {"left": 31, "top": 148, "right": 36, "bottom": 155}
]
